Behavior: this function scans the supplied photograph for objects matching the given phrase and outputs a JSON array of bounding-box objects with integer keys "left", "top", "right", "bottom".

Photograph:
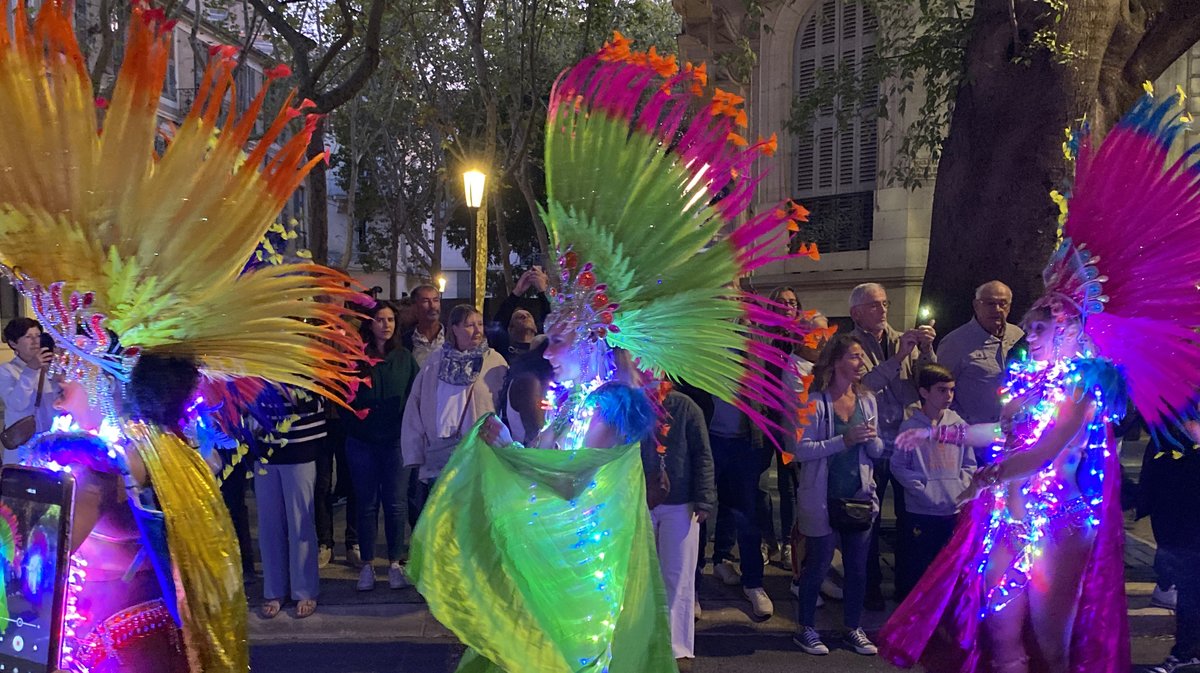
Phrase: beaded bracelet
[{"left": 934, "top": 423, "right": 967, "bottom": 445}]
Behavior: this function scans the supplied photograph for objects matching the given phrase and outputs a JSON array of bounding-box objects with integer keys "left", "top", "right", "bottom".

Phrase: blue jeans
[
  {"left": 709, "top": 433, "right": 765, "bottom": 588},
  {"left": 798, "top": 527, "right": 871, "bottom": 628},
  {"left": 344, "top": 436, "right": 408, "bottom": 564},
  {"left": 1157, "top": 546, "right": 1200, "bottom": 660}
]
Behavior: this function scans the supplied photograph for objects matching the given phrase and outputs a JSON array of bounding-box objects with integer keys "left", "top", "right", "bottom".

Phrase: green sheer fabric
[{"left": 408, "top": 418, "right": 677, "bottom": 673}]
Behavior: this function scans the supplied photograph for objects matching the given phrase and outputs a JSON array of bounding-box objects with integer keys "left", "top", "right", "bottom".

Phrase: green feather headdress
[{"left": 543, "top": 33, "right": 814, "bottom": 435}]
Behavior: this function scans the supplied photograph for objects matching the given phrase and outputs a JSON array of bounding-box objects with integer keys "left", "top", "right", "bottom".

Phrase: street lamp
[
  {"left": 462, "top": 169, "right": 487, "bottom": 312},
  {"left": 437, "top": 275, "right": 447, "bottom": 294},
  {"left": 463, "top": 170, "right": 486, "bottom": 209}
]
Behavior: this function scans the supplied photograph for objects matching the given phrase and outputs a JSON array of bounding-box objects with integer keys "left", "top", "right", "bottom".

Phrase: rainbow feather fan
[
  {"left": 0, "top": 1, "right": 366, "bottom": 405},
  {"left": 544, "top": 33, "right": 812, "bottom": 437},
  {"left": 1055, "top": 88, "right": 1200, "bottom": 431}
]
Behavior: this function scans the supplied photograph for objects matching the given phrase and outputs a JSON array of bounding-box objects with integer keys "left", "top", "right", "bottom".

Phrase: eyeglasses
[
  {"left": 854, "top": 300, "right": 889, "bottom": 311},
  {"left": 977, "top": 299, "right": 1011, "bottom": 309},
  {"left": 780, "top": 299, "right": 799, "bottom": 307}
]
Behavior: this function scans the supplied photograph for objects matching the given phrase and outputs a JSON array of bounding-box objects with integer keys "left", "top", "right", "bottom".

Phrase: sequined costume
[
  {"left": 880, "top": 89, "right": 1200, "bottom": 673},
  {"left": 0, "top": 2, "right": 367, "bottom": 670},
  {"left": 407, "top": 33, "right": 814, "bottom": 673}
]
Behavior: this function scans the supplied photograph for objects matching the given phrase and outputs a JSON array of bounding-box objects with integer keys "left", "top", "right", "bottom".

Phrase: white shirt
[
  {"left": 410, "top": 325, "right": 446, "bottom": 368},
  {"left": 0, "top": 357, "right": 59, "bottom": 454},
  {"left": 435, "top": 379, "right": 472, "bottom": 439}
]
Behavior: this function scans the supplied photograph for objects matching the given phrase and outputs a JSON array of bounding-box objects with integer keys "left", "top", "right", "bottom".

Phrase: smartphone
[
  {"left": 0, "top": 466, "right": 74, "bottom": 673},
  {"left": 38, "top": 332, "right": 54, "bottom": 353}
]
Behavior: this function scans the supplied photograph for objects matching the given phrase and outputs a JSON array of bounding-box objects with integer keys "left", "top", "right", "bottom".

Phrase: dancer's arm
[
  {"left": 896, "top": 422, "right": 1003, "bottom": 451},
  {"left": 958, "top": 394, "right": 1091, "bottom": 503}
]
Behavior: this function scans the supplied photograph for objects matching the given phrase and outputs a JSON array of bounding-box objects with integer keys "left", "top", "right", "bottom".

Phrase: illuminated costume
[
  {"left": 879, "top": 89, "right": 1200, "bottom": 673},
  {"left": 0, "top": 3, "right": 365, "bottom": 671},
  {"left": 406, "top": 33, "right": 811, "bottom": 673}
]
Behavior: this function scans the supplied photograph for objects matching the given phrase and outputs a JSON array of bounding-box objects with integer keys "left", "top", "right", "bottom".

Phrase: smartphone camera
[{"left": 39, "top": 332, "right": 55, "bottom": 353}]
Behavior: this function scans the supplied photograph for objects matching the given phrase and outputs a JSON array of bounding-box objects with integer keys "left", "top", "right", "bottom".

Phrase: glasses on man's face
[
  {"left": 855, "top": 300, "right": 889, "bottom": 311},
  {"left": 978, "top": 299, "right": 1011, "bottom": 310}
]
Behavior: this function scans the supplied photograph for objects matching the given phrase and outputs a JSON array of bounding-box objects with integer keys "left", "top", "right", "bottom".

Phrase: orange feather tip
[{"left": 265, "top": 64, "right": 292, "bottom": 80}]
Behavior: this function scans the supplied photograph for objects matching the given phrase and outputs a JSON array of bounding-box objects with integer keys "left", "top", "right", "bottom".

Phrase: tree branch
[
  {"left": 245, "top": 0, "right": 315, "bottom": 80},
  {"left": 311, "top": 0, "right": 386, "bottom": 112},
  {"left": 309, "top": 0, "right": 356, "bottom": 85},
  {"left": 1122, "top": 0, "right": 1200, "bottom": 90}
]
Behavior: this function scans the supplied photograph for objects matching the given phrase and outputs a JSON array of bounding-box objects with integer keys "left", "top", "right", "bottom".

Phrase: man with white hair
[
  {"left": 936, "top": 280, "right": 1024, "bottom": 425},
  {"left": 847, "top": 282, "right": 935, "bottom": 610}
]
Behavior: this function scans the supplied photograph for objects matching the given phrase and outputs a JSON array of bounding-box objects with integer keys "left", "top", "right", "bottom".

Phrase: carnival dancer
[
  {"left": 0, "top": 2, "right": 366, "bottom": 671},
  {"left": 878, "top": 88, "right": 1200, "bottom": 673},
  {"left": 406, "top": 33, "right": 812, "bottom": 673}
]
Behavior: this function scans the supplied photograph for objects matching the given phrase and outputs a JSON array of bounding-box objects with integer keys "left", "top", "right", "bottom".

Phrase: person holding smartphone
[
  {"left": 788, "top": 334, "right": 886, "bottom": 657},
  {"left": 1, "top": 318, "right": 60, "bottom": 455}
]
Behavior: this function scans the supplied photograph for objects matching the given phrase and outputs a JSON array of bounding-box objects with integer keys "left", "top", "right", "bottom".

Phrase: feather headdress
[
  {"left": 1044, "top": 87, "right": 1200, "bottom": 431},
  {"left": 543, "top": 33, "right": 812, "bottom": 435},
  {"left": 0, "top": 1, "right": 366, "bottom": 406}
]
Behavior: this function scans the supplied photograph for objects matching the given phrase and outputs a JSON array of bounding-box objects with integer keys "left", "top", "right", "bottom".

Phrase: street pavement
[{"left": 246, "top": 439, "right": 1179, "bottom": 672}]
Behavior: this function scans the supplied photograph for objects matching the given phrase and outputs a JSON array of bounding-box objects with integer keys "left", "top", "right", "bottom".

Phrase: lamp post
[
  {"left": 463, "top": 169, "right": 487, "bottom": 312},
  {"left": 436, "top": 275, "right": 447, "bottom": 295}
]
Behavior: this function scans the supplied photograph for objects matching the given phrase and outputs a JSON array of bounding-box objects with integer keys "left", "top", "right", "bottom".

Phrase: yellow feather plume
[{"left": 0, "top": 1, "right": 365, "bottom": 406}]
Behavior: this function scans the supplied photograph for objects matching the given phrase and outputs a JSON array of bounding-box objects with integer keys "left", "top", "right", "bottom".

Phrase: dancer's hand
[
  {"left": 957, "top": 464, "right": 1001, "bottom": 506},
  {"left": 479, "top": 414, "right": 513, "bottom": 448},
  {"left": 895, "top": 428, "right": 932, "bottom": 451}
]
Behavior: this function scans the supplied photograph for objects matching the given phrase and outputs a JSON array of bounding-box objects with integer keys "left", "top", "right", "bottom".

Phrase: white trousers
[
  {"left": 650, "top": 503, "right": 700, "bottom": 659},
  {"left": 256, "top": 462, "right": 320, "bottom": 601}
]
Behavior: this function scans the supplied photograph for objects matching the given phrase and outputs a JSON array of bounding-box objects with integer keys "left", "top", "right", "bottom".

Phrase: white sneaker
[
  {"left": 846, "top": 627, "right": 878, "bottom": 656},
  {"left": 388, "top": 563, "right": 411, "bottom": 589},
  {"left": 821, "top": 576, "right": 844, "bottom": 600},
  {"left": 1152, "top": 585, "right": 1178, "bottom": 610},
  {"left": 347, "top": 544, "right": 363, "bottom": 568},
  {"left": 743, "top": 586, "right": 774, "bottom": 618},
  {"left": 713, "top": 560, "right": 740, "bottom": 586},
  {"left": 793, "top": 626, "right": 829, "bottom": 655},
  {"left": 1147, "top": 654, "right": 1200, "bottom": 673},
  {"left": 694, "top": 600, "right": 702, "bottom": 621},
  {"left": 317, "top": 545, "right": 332, "bottom": 569},
  {"left": 356, "top": 563, "right": 376, "bottom": 591},
  {"left": 780, "top": 545, "right": 792, "bottom": 568}
]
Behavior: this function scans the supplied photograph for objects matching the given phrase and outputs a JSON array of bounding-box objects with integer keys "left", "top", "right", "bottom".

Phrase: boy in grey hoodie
[{"left": 892, "top": 363, "right": 977, "bottom": 600}]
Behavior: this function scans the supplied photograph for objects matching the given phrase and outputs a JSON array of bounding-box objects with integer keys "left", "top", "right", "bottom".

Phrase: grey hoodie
[{"left": 893, "top": 406, "right": 977, "bottom": 516}]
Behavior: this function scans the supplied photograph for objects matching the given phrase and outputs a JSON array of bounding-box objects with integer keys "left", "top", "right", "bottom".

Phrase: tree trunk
[
  {"left": 922, "top": 0, "right": 1136, "bottom": 330},
  {"left": 306, "top": 119, "right": 330, "bottom": 265},
  {"left": 491, "top": 183, "right": 515, "bottom": 297},
  {"left": 516, "top": 162, "right": 551, "bottom": 259}
]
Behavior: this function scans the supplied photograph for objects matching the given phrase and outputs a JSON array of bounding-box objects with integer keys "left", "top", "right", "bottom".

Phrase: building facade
[{"left": 676, "top": 0, "right": 1200, "bottom": 327}]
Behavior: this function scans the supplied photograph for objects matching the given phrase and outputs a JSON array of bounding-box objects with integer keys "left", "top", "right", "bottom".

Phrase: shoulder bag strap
[{"left": 34, "top": 366, "right": 46, "bottom": 407}]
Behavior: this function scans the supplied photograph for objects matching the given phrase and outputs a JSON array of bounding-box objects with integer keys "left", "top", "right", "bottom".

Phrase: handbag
[
  {"left": 827, "top": 497, "right": 873, "bottom": 532},
  {"left": 646, "top": 450, "right": 671, "bottom": 509},
  {"left": 1, "top": 366, "right": 45, "bottom": 450}
]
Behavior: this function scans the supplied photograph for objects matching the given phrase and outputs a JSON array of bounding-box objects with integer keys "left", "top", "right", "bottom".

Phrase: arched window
[{"left": 793, "top": 0, "right": 877, "bottom": 252}]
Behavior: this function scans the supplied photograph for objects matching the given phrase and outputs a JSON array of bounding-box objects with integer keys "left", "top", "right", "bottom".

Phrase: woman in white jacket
[
  {"left": 402, "top": 304, "right": 507, "bottom": 518},
  {"left": 788, "top": 334, "right": 885, "bottom": 658}
]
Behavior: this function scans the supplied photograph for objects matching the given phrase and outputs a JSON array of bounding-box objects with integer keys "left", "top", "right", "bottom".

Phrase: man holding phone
[
  {"left": 0, "top": 318, "right": 59, "bottom": 457},
  {"left": 847, "top": 283, "right": 935, "bottom": 610}
]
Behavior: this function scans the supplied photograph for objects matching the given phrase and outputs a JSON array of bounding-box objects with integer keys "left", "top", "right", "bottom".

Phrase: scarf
[{"left": 438, "top": 342, "right": 489, "bottom": 386}]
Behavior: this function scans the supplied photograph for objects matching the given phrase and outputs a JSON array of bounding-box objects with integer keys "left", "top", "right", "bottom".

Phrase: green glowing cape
[{"left": 408, "top": 420, "right": 676, "bottom": 673}]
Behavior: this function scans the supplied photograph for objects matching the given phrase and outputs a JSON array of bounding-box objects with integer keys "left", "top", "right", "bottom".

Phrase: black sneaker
[
  {"left": 793, "top": 627, "right": 829, "bottom": 655},
  {"left": 845, "top": 627, "right": 878, "bottom": 655}
]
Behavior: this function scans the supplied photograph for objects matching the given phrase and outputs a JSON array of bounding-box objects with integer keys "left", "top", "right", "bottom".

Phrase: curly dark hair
[{"left": 128, "top": 354, "right": 201, "bottom": 428}]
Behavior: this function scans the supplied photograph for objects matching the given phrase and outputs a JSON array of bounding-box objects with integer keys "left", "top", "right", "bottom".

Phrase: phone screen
[{"left": 0, "top": 468, "right": 72, "bottom": 673}]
